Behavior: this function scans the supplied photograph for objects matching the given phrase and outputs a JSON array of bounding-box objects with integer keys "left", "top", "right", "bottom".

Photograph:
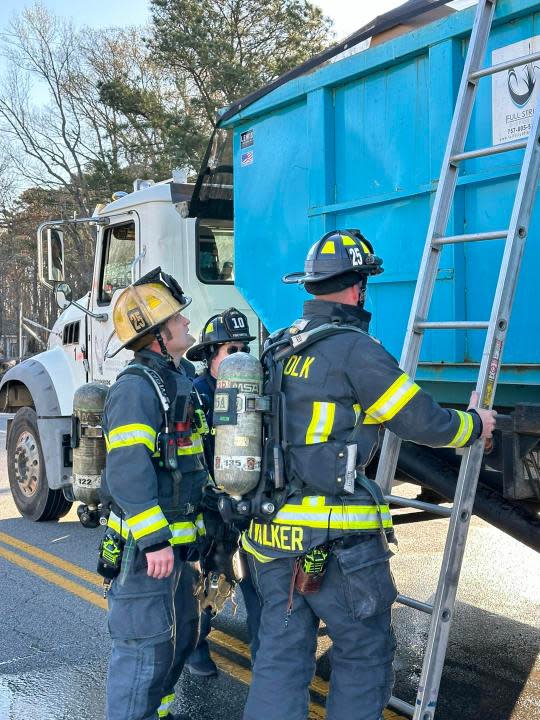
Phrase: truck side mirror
[
  {"left": 55, "top": 282, "right": 72, "bottom": 310},
  {"left": 47, "top": 228, "right": 65, "bottom": 282}
]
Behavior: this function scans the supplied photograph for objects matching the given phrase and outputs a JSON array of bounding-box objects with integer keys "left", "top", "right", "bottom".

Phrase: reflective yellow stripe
[
  {"left": 108, "top": 513, "right": 200, "bottom": 544},
  {"left": 342, "top": 235, "right": 356, "bottom": 246},
  {"left": 364, "top": 373, "right": 420, "bottom": 425},
  {"left": 169, "top": 522, "right": 198, "bottom": 545},
  {"left": 321, "top": 240, "right": 335, "bottom": 254},
  {"left": 126, "top": 506, "right": 168, "bottom": 540},
  {"left": 107, "top": 511, "right": 129, "bottom": 539},
  {"left": 448, "top": 410, "right": 474, "bottom": 447},
  {"left": 305, "top": 401, "right": 336, "bottom": 444},
  {"left": 177, "top": 434, "right": 204, "bottom": 456},
  {"left": 242, "top": 531, "right": 275, "bottom": 563},
  {"left": 195, "top": 512, "right": 206, "bottom": 537},
  {"left": 272, "top": 502, "right": 393, "bottom": 530},
  {"left": 158, "top": 693, "right": 175, "bottom": 717},
  {"left": 106, "top": 423, "right": 157, "bottom": 452}
]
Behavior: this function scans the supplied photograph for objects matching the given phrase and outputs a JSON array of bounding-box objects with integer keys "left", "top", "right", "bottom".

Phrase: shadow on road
[{"left": 315, "top": 602, "right": 539, "bottom": 720}]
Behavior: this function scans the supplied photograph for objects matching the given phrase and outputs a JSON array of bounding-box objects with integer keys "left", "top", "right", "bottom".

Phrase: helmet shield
[{"left": 109, "top": 267, "right": 191, "bottom": 356}]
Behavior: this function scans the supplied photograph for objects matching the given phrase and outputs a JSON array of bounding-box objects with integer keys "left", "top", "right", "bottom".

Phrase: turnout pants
[
  {"left": 106, "top": 547, "right": 200, "bottom": 720},
  {"left": 243, "top": 534, "right": 397, "bottom": 720}
]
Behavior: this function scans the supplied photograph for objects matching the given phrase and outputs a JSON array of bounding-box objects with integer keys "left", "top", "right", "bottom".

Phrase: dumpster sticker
[
  {"left": 240, "top": 129, "right": 254, "bottom": 149},
  {"left": 241, "top": 150, "right": 254, "bottom": 167},
  {"left": 492, "top": 36, "right": 540, "bottom": 145}
]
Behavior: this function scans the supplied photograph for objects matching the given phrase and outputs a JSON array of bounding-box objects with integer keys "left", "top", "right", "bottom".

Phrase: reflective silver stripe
[
  {"left": 126, "top": 506, "right": 168, "bottom": 540},
  {"left": 170, "top": 523, "right": 198, "bottom": 544},
  {"left": 365, "top": 374, "right": 419, "bottom": 424},
  {"left": 195, "top": 513, "right": 206, "bottom": 536},
  {"left": 273, "top": 506, "right": 392, "bottom": 529},
  {"left": 305, "top": 401, "right": 336, "bottom": 444},
  {"left": 449, "top": 410, "right": 474, "bottom": 447},
  {"left": 158, "top": 693, "right": 175, "bottom": 718},
  {"left": 107, "top": 510, "right": 129, "bottom": 539},
  {"left": 107, "top": 423, "right": 157, "bottom": 452}
]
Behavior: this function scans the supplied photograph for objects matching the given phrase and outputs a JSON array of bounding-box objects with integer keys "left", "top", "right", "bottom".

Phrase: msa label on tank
[
  {"left": 492, "top": 36, "right": 540, "bottom": 145},
  {"left": 215, "top": 455, "right": 261, "bottom": 471},
  {"left": 240, "top": 129, "right": 254, "bottom": 149}
]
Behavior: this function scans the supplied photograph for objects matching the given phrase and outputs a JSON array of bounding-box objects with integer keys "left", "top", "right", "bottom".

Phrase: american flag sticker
[{"left": 241, "top": 151, "right": 254, "bottom": 167}]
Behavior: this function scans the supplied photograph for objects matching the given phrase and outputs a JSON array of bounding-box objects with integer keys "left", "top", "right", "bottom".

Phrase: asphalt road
[{"left": 0, "top": 414, "right": 539, "bottom": 720}]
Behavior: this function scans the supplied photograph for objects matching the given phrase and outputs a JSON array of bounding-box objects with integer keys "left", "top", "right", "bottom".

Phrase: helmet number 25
[{"left": 348, "top": 247, "right": 363, "bottom": 267}]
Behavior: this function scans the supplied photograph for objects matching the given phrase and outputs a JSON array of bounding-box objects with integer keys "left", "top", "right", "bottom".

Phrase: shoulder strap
[
  {"left": 118, "top": 363, "right": 171, "bottom": 415},
  {"left": 273, "top": 322, "right": 370, "bottom": 362}
]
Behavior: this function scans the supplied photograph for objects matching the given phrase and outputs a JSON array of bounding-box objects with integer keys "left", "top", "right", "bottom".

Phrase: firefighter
[
  {"left": 182, "top": 309, "right": 262, "bottom": 676},
  {"left": 241, "top": 230, "right": 497, "bottom": 720},
  {"left": 100, "top": 267, "right": 208, "bottom": 720}
]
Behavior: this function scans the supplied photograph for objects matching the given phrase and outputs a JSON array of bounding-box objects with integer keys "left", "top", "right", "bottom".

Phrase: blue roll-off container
[{"left": 223, "top": 0, "right": 540, "bottom": 407}]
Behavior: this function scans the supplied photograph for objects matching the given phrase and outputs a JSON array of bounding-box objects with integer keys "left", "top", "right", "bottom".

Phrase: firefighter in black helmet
[
  {"left": 181, "top": 309, "right": 261, "bottom": 677},
  {"left": 241, "top": 230, "right": 496, "bottom": 720}
]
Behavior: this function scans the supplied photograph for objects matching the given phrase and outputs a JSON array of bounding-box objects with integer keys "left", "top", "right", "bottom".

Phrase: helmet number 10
[{"left": 231, "top": 316, "right": 246, "bottom": 329}]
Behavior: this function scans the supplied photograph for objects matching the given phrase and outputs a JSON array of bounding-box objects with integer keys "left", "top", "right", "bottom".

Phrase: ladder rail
[
  {"left": 375, "top": 0, "right": 498, "bottom": 496},
  {"left": 413, "top": 70, "right": 540, "bottom": 720},
  {"left": 365, "top": 0, "right": 540, "bottom": 716}
]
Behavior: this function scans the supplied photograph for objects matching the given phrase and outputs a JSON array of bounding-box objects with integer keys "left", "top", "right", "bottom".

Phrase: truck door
[{"left": 88, "top": 216, "right": 137, "bottom": 384}]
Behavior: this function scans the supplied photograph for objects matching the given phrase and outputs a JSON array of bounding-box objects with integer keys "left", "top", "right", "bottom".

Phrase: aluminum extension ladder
[{"left": 374, "top": 1, "right": 540, "bottom": 718}]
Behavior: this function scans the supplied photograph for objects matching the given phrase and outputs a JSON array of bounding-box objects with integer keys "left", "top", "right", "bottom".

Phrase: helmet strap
[
  {"left": 154, "top": 328, "right": 175, "bottom": 366},
  {"left": 357, "top": 275, "right": 368, "bottom": 309}
]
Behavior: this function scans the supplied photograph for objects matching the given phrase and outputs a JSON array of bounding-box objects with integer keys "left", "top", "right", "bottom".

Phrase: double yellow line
[{"left": 0, "top": 530, "right": 405, "bottom": 720}]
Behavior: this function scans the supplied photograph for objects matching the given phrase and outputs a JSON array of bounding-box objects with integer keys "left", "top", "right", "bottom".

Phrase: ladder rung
[
  {"left": 432, "top": 230, "right": 507, "bottom": 246},
  {"left": 414, "top": 321, "right": 489, "bottom": 330},
  {"left": 396, "top": 594, "right": 434, "bottom": 614},
  {"left": 388, "top": 695, "right": 415, "bottom": 717},
  {"left": 450, "top": 139, "right": 527, "bottom": 163},
  {"left": 385, "top": 494, "right": 453, "bottom": 517},
  {"left": 469, "top": 49, "right": 540, "bottom": 81}
]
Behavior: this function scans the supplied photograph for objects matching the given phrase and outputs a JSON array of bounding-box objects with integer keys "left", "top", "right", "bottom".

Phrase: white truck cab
[{"left": 0, "top": 176, "right": 257, "bottom": 523}]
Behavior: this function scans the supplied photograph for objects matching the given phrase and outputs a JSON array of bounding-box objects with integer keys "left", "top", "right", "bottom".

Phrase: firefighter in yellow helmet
[{"left": 99, "top": 267, "right": 208, "bottom": 720}]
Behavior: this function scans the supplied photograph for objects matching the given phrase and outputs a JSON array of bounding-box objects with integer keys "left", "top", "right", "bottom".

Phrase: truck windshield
[
  {"left": 197, "top": 223, "right": 234, "bottom": 284},
  {"left": 99, "top": 222, "right": 136, "bottom": 303}
]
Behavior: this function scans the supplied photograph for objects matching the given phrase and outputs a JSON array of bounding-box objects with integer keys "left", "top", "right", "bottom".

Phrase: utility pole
[{"left": 18, "top": 302, "right": 23, "bottom": 363}]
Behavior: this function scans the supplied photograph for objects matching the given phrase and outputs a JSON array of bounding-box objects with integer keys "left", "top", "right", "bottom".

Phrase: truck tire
[{"left": 7, "top": 407, "right": 72, "bottom": 521}]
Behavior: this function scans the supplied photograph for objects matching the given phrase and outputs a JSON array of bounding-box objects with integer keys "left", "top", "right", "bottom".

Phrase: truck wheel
[{"left": 7, "top": 407, "right": 72, "bottom": 522}]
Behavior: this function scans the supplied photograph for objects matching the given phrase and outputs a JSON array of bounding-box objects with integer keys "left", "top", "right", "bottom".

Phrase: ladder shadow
[{"left": 314, "top": 601, "right": 539, "bottom": 720}]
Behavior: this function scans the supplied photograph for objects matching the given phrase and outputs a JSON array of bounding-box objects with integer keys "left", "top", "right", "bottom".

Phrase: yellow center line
[
  {"left": 210, "top": 628, "right": 330, "bottom": 697},
  {"left": 210, "top": 651, "right": 326, "bottom": 719},
  {"left": 0, "top": 532, "right": 407, "bottom": 720},
  {"left": 0, "top": 530, "right": 102, "bottom": 587},
  {"left": 0, "top": 544, "right": 107, "bottom": 610}
]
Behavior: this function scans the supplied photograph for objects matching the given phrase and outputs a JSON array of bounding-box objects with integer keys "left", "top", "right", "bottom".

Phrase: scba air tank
[
  {"left": 214, "top": 352, "right": 263, "bottom": 496},
  {"left": 71, "top": 382, "right": 108, "bottom": 506}
]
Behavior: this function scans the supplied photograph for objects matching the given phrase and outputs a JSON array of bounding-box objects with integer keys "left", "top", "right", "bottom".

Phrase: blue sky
[
  {"left": 0, "top": 1, "right": 406, "bottom": 39},
  {"left": 0, "top": 1, "right": 476, "bottom": 38},
  {"left": 0, "top": 0, "right": 151, "bottom": 30}
]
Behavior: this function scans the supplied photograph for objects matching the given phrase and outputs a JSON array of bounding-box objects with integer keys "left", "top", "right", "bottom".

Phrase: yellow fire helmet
[{"left": 110, "top": 267, "right": 191, "bottom": 356}]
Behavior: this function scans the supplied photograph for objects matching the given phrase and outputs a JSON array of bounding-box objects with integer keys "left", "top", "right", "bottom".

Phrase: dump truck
[
  {"left": 0, "top": 175, "right": 253, "bottom": 524},
  {"left": 188, "top": 0, "right": 540, "bottom": 551}
]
